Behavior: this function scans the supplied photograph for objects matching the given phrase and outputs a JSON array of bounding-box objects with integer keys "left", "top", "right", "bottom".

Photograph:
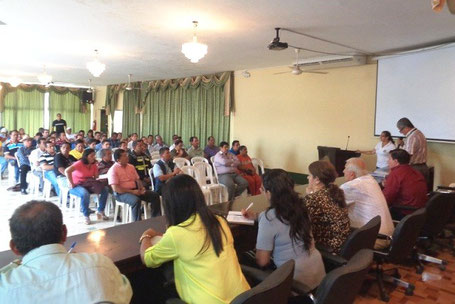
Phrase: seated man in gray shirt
[{"left": 213, "top": 141, "right": 248, "bottom": 201}]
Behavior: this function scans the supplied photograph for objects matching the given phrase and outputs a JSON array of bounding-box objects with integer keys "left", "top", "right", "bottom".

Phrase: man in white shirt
[
  {"left": 65, "top": 127, "right": 76, "bottom": 141},
  {"left": 340, "top": 158, "right": 394, "bottom": 249},
  {"left": 0, "top": 200, "right": 132, "bottom": 304},
  {"left": 29, "top": 138, "right": 46, "bottom": 191}
]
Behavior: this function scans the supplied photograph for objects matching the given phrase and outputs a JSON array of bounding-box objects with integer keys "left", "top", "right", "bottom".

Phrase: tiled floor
[{"left": 0, "top": 178, "right": 116, "bottom": 252}]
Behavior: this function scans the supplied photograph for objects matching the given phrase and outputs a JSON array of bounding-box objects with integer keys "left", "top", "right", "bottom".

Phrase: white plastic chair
[
  {"left": 210, "top": 156, "right": 215, "bottom": 164},
  {"left": 173, "top": 157, "right": 191, "bottom": 168},
  {"left": 252, "top": 158, "right": 265, "bottom": 175},
  {"left": 191, "top": 156, "right": 208, "bottom": 165},
  {"left": 7, "top": 162, "right": 17, "bottom": 187},
  {"left": 113, "top": 201, "right": 133, "bottom": 226},
  {"left": 193, "top": 162, "right": 228, "bottom": 204},
  {"left": 180, "top": 165, "right": 195, "bottom": 176}
]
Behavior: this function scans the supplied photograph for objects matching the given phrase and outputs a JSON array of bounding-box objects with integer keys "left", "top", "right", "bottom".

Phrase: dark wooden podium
[{"left": 317, "top": 146, "right": 360, "bottom": 177}]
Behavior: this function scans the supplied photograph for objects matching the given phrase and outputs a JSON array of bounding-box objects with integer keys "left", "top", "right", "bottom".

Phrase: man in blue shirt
[
  {"left": 3, "top": 130, "right": 24, "bottom": 186},
  {"left": 229, "top": 140, "right": 240, "bottom": 156}
]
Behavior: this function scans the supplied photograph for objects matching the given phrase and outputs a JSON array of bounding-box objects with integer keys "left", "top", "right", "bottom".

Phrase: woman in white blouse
[{"left": 357, "top": 131, "right": 396, "bottom": 170}]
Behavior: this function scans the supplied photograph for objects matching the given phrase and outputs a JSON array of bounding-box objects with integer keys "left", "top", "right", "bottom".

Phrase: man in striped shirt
[
  {"left": 39, "top": 141, "right": 60, "bottom": 196},
  {"left": 396, "top": 117, "right": 428, "bottom": 183}
]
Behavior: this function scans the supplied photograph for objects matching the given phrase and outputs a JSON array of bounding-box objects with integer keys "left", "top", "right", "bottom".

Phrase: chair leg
[
  {"left": 375, "top": 263, "right": 390, "bottom": 302},
  {"left": 382, "top": 270, "right": 415, "bottom": 296},
  {"left": 418, "top": 253, "right": 447, "bottom": 270}
]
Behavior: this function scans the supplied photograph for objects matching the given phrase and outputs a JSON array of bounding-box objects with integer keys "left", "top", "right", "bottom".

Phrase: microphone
[{"left": 345, "top": 136, "right": 350, "bottom": 150}]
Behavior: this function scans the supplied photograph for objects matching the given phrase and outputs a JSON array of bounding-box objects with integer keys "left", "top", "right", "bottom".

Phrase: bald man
[{"left": 340, "top": 158, "right": 394, "bottom": 249}]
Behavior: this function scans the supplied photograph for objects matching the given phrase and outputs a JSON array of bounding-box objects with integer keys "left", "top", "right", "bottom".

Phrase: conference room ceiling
[{"left": 0, "top": 0, "right": 454, "bottom": 86}]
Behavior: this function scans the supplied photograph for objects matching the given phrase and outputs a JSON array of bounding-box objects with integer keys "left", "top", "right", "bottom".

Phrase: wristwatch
[{"left": 139, "top": 234, "right": 153, "bottom": 244}]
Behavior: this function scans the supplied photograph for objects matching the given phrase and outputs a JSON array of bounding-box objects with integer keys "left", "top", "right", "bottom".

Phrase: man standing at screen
[{"left": 396, "top": 117, "right": 428, "bottom": 183}]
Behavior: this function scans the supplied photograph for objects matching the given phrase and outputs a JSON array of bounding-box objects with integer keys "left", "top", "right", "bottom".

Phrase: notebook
[{"left": 227, "top": 211, "right": 254, "bottom": 225}]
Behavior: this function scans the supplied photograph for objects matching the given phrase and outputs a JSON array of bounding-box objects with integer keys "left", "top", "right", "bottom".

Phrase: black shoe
[
  {"left": 21, "top": 189, "right": 28, "bottom": 195},
  {"left": 88, "top": 209, "right": 96, "bottom": 214}
]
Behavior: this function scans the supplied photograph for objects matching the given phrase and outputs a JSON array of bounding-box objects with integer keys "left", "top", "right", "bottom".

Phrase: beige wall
[{"left": 232, "top": 64, "right": 455, "bottom": 187}]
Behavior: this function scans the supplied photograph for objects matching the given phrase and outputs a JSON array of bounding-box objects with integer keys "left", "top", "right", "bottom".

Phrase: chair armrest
[
  {"left": 377, "top": 233, "right": 393, "bottom": 241},
  {"left": 240, "top": 264, "right": 272, "bottom": 283},
  {"left": 316, "top": 243, "right": 334, "bottom": 254},
  {"left": 291, "top": 279, "right": 313, "bottom": 296},
  {"left": 320, "top": 250, "right": 348, "bottom": 267}
]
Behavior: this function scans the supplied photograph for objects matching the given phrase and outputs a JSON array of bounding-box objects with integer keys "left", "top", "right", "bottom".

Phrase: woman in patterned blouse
[{"left": 304, "top": 160, "right": 350, "bottom": 253}]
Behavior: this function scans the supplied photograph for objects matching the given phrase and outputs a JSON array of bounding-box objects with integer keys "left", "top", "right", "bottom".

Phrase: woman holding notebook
[{"left": 242, "top": 169, "right": 325, "bottom": 292}]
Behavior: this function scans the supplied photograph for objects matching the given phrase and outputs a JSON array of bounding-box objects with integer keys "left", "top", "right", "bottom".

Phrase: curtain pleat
[{"left": 3, "top": 89, "right": 44, "bottom": 135}]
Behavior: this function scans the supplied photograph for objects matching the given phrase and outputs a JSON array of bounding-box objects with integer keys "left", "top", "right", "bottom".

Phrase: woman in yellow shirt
[{"left": 139, "top": 175, "right": 250, "bottom": 304}]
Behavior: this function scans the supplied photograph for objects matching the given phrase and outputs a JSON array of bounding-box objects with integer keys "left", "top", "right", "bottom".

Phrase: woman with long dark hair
[
  {"left": 304, "top": 160, "right": 350, "bottom": 253},
  {"left": 139, "top": 175, "right": 249, "bottom": 303},
  {"left": 356, "top": 130, "right": 396, "bottom": 170},
  {"left": 242, "top": 169, "right": 325, "bottom": 291},
  {"left": 65, "top": 149, "right": 109, "bottom": 225}
]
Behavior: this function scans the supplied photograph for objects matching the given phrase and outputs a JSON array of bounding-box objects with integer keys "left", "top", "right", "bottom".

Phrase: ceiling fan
[
  {"left": 125, "top": 74, "right": 142, "bottom": 91},
  {"left": 274, "top": 49, "right": 328, "bottom": 75}
]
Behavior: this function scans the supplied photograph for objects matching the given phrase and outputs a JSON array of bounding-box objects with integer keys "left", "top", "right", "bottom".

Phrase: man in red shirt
[{"left": 382, "top": 149, "right": 427, "bottom": 220}]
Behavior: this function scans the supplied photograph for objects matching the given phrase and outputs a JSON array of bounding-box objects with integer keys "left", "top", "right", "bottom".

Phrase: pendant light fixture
[
  {"left": 37, "top": 65, "right": 52, "bottom": 84},
  {"left": 181, "top": 21, "right": 208, "bottom": 63},
  {"left": 86, "top": 49, "right": 106, "bottom": 77},
  {"left": 87, "top": 79, "right": 93, "bottom": 93}
]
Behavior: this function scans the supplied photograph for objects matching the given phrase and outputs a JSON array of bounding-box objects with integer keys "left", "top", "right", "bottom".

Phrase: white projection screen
[{"left": 375, "top": 44, "right": 455, "bottom": 143}]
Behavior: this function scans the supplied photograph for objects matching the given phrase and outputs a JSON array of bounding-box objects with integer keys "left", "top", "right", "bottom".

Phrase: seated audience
[
  {"left": 153, "top": 147, "right": 181, "bottom": 194},
  {"left": 65, "top": 127, "right": 76, "bottom": 141},
  {"left": 119, "top": 140, "right": 128, "bottom": 151},
  {"left": 187, "top": 136, "right": 204, "bottom": 159},
  {"left": 146, "top": 134, "right": 155, "bottom": 155},
  {"left": 98, "top": 149, "right": 114, "bottom": 175},
  {"left": 127, "top": 133, "right": 138, "bottom": 150},
  {"left": 340, "top": 158, "right": 394, "bottom": 249},
  {"left": 236, "top": 145, "right": 262, "bottom": 195},
  {"left": 108, "top": 149, "right": 161, "bottom": 220},
  {"left": 170, "top": 139, "right": 188, "bottom": 159},
  {"left": 0, "top": 200, "right": 132, "bottom": 303},
  {"left": 85, "top": 129, "right": 94, "bottom": 141},
  {"left": 29, "top": 138, "right": 46, "bottom": 191},
  {"left": 129, "top": 140, "right": 152, "bottom": 187},
  {"left": 304, "top": 160, "right": 350, "bottom": 254},
  {"left": 204, "top": 136, "right": 220, "bottom": 160},
  {"left": 65, "top": 149, "right": 109, "bottom": 225},
  {"left": 39, "top": 141, "right": 60, "bottom": 196},
  {"left": 229, "top": 140, "right": 240, "bottom": 156},
  {"left": 95, "top": 134, "right": 108, "bottom": 152},
  {"left": 4, "top": 130, "right": 23, "bottom": 185},
  {"left": 69, "top": 139, "right": 85, "bottom": 161},
  {"left": 110, "top": 132, "right": 120, "bottom": 148},
  {"left": 139, "top": 175, "right": 250, "bottom": 303},
  {"left": 357, "top": 131, "right": 396, "bottom": 170},
  {"left": 152, "top": 135, "right": 167, "bottom": 152},
  {"left": 42, "top": 129, "right": 50, "bottom": 139},
  {"left": 242, "top": 169, "right": 325, "bottom": 292},
  {"left": 55, "top": 132, "right": 69, "bottom": 148},
  {"left": 214, "top": 141, "right": 248, "bottom": 201},
  {"left": 168, "top": 134, "right": 180, "bottom": 151},
  {"left": 16, "top": 137, "right": 34, "bottom": 195},
  {"left": 16, "top": 137, "right": 33, "bottom": 195},
  {"left": 54, "top": 142, "right": 74, "bottom": 191},
  {"left": 87, "top": 138, "right": 98, "bottom": 150},
  {"left": 382, "top": 149, "right": 428, "bottom": 220},
  {"left": 96, "top": 139, "right": 111, "bottom": 159}
]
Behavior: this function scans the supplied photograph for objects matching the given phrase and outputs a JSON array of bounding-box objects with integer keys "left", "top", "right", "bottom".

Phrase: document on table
[{"left": 227, "top": 211, "right": 254, "bottom": 225}]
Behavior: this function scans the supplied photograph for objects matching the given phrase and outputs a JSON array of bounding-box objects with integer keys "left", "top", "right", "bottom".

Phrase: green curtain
[
  {"left": 122, "top": 90, "right": 140, "bottom": 136},
  {"left": 3, "top": 89, "right": 44, "bottom": 135},
  {"left": 49, "top": 91, "right": 90, "bottom": 132},
  {"left": 141, "top": 84, "right": 230, "bottom": 145}
]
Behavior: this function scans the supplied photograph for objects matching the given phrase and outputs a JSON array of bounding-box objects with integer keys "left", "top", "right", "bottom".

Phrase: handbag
[{"left": 78, "top": 178, "right": 105, "bottom": 194}]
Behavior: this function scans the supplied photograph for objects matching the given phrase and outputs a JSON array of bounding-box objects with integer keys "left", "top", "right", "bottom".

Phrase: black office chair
[
  {"left": 319, "top": 216, "right": 381, "bottom": 271},
  {"left": 414, "top": 192, "right": 454, "bottom": 272},
  {"left": 232, "top": 260, "right": 295, "bottom": 304},
  {"left": 371, "top": 208, "right": 426, "bottom": 302},
  {"left": 165, "top": 260, "right": 295, "bottom": 304},
  {"left": 295, "top": 249, "right": 373, "bottom": 304}
]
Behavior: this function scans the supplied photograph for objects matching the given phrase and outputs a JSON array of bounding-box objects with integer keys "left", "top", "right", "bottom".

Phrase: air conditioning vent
[{"left": 296, "top": 55, "right": 366, "bottom": 71}]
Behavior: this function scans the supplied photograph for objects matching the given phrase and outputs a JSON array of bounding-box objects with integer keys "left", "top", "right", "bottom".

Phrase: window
[{"left": 114, "top": 110, "right": 123, "bottom": 133}]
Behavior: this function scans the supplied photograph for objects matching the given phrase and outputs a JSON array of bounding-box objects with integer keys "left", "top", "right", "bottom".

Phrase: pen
[
  {"left": 67, "top": 242, "right": 77, "bottom": 254},
  {"left": 245, "top": 202, "right": 254, "bottom": 212}
]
